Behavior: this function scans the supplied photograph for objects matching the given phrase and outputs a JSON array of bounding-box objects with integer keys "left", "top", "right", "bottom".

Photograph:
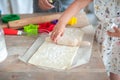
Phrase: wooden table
[{"left": 0, "top": 14, "right": 109, "bottom": 80}]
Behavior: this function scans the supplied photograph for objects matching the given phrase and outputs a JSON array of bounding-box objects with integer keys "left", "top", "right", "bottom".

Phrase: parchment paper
[{"left": 19, "top": 25, "right": 95, "bottom": 71}]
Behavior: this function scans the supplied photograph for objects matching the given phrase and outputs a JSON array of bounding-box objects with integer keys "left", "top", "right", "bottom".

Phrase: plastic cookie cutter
[
  {"left": 68, "top": 17, "right": 77, "bottom": 26},
  {"left": 51, "top": 17, "right": 77, "bottom": 26},
  {"left": 24, "top": 24, "right": 38, "bottom": 36},
  {"left": 1, "top": 14, "right": 20, "bottom": 23},
  {"left": 51, "top": 19, "right": 58, "bottom": 24},
  {"left": 38, "top": 22, "right": 55, "bottom": 33}
]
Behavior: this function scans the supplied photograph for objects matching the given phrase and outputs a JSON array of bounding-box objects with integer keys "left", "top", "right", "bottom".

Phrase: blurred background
[
  {"left": 0, "top": 0, "right": 33, "bottom": 14},
  {"left": 0, "top": 0, "right": 97, "bottom": 25}
]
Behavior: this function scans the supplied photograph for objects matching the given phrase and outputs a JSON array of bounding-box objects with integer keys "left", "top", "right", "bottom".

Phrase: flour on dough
[
  {"left": 47, "top": 28, "right": 84, "bottom": 46},
  {"left": 28, "top": 41, "right": 79, "bottom": 70},
  {"left": 28, "top": 28, "right": 83, "bottom": 70}
]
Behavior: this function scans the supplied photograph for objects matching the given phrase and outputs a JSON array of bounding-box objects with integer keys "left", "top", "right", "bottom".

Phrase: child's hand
[
  {"left": 38, "top": 0, "right": 54, "bottom": 10},
  {"left": 107, "top": 27, "right": 120, "bottom": 37},
  {"left": 50, "top": 24, "right": 65, "bottom": 42}
]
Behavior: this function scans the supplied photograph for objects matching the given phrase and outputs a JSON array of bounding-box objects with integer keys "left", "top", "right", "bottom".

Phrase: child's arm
[
  {"left": 51, "top": 0, "right": 93, "bottom": 42},
  {"left": 107, "top": 27, "right": 120, "bottom": 37}
]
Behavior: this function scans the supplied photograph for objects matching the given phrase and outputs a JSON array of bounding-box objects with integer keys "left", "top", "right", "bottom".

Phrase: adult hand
[
  {"left": 38, "top": 0, "right": 54, "bottom": 10},
  {"left": 107, "top": 27, "right": 120, "bottom": 37}
]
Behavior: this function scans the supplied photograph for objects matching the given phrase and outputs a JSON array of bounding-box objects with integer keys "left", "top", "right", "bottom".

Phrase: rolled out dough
[
  {"left": 47, "top": 28, "right": 84, "bottom": 46},
  {"left": 28, "top": 41, "right": 79, "bottom": 70},
  {"left": 28, "top": 28, "right": 84, "bottom": 70}
]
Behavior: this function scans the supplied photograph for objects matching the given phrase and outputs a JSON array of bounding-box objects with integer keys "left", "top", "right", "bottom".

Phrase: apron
[{"left": 94, "top": 0, "right": 120, "bottom": 74}]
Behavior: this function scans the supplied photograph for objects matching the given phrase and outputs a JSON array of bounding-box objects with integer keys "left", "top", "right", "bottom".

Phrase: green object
[
  {"left": 24, "top": 24, "right": 38, "bottom": 36},
  {"left": 0, "top": 10, "right": 1, "bottom": 18},
  {"left": 1, "top": 14, "right": 20, "bottom": 23},
  {"left": 49, "top": 0, "right": 53, "bottom": 3}
]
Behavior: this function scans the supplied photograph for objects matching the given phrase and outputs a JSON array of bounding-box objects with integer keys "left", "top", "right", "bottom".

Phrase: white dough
[
  {"left": 47, "top": 28, "right": 84, "bottom": 46},
  {"left": 28, "top": 41, "right": 79, "bottom": 70},
  {"left": 28, "top": 28, "right": 84, "bottom": 70}
]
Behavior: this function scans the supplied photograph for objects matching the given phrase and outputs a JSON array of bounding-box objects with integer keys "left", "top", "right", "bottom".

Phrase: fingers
[
  {"left": 107, "top": 26, "right": 120, "bottom": 37},
  {"left": 54, "top": 33, "right": 61, "bottom": 42},
  {"left": 61, "top": 32, "right": 64, "bottom": 36},
  {"left": 107, "top": 27, "right": 120, "bottom": 37},
  {"left": 107, "top": 31, "right": 116, "bottom": 37},
  {"left": 113, "top": 27, "right": 119, "bottom": 33},
  {"left": 50, "top": 24, "right": 65, "bottom": 43},
  {"left": 51, "top": 31, "right": 63, "bottom": 42},
  {"left": 38, "top": 0, "right": 54, "bottom": 10},
  {"left": 107, "top": 31, "right": 120, "bottom": 37}
]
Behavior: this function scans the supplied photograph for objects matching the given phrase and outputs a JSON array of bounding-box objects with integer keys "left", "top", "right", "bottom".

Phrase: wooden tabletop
[{"left": 0, "top": 13, "right": 109, "bottom": 80}]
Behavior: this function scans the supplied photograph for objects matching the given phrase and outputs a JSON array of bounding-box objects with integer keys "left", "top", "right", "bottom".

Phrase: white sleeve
[
  {"left": 10, "top": 0, "right": 33, "bottom": 14},
  {"left": 0, "top": 0, "right": 11, "bottom": 14}
]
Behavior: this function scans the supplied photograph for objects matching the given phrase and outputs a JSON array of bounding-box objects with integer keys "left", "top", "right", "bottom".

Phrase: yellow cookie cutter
[{"left": 68, "top": 17, "right": 77, "bottom": 26}]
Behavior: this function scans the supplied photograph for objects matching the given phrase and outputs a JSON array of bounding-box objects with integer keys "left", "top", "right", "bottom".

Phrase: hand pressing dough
[
  {"left": 46, "top": 28, "right": 84, "bottom": 46},
  {"left": 28, "top": 28, "right": 84, "bottom": 70}
]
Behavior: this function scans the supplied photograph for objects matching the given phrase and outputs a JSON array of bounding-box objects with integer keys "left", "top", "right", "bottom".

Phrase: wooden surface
[{"left": 0, "top": 13, "right": 109, "bottom": 80}]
